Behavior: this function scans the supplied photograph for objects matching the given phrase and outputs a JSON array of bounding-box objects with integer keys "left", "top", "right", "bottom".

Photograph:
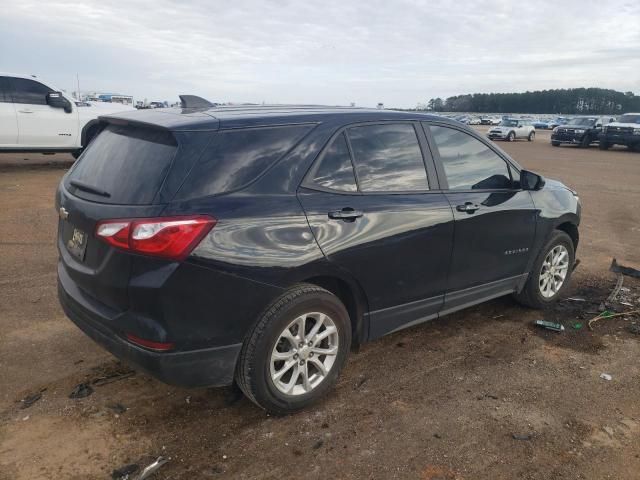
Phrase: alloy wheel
[
  {"left": 539, "top": 245, "right": 570, "bottom": 298},
  {"left": 269, "top": 312, "right": 339, "bottom": 396}
]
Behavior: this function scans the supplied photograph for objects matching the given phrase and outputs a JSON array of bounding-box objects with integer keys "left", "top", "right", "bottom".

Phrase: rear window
[
  {"left": 175, "top": 125, "right": 313, "bottom": 199},
  {"left": 66, "top": 124, "right": 177, "bottom": 204}
]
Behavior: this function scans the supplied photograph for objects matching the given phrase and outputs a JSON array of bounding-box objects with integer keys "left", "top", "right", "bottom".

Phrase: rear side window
[
  {"left": 429, "top": 125, "right": 514, "bottom": 190},
  {"left": 66, "top": 125, "right": 177, "bottom": 204},
  {"left": 0, "top": 77, "right": 11, "bottom": 103},
  {"left": 10, "top": 78, "right": 52, "bottom": 105},
  {"left": 176, "top": 125, "right": 313, "bottom": 199},
  {"left": 306, "top": 133, "right": 357, "bottom": 192},
  {"left": 347, "top": 124, "right": 428, "bottom": 192}
]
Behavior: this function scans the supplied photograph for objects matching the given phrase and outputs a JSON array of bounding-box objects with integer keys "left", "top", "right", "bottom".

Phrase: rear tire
[
  {"left": 236, "top": 284, "right": 351, "bottom": 415},
  {"left": 528, "top": 131, "right": 535, "bottom": 142},
  {"left": 513, "top": 230, "right": 575, "bottom": 309},
  {"left": 599, "top": 141, "right": 610, "bottom": 150}
]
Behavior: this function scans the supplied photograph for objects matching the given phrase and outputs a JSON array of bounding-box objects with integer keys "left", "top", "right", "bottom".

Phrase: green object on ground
[
  {"left": 534, "top": 320, "right": 565, "bottom": 332},
  {"left": 573, "top": 323, "right": 583, "bottom": 330}
]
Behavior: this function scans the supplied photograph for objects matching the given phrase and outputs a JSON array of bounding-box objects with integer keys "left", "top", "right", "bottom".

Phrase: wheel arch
[
  {"left": 302, "top": 274, "right": 369, "bottom": 347},
  {"left": 556, "top": 221, "right": 579, "bottom": 251}
]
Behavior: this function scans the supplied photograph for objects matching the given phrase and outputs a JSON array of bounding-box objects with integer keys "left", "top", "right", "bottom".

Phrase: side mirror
[
  {"left": 596, "top": 123, "right": 602, "bottom": 128},
  {"left": 46, "top": 92, "right": 72, "bottom": 113},
  {"left": 521, "top": 170, "right": 545, "bottom": 191}
]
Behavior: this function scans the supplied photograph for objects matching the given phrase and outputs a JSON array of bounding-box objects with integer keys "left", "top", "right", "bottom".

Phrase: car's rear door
[
  {"left": 423, "top": 122, "right": 537, "bottom": 314},
  {"left": 298, "top": 122, "right": 454, "bottom": 339},
  {"left": 9, "top": 77, "right": 78, "bottom": 148},
  {"left": 0, "top": 76, "right": 18, "bottom": 146}
]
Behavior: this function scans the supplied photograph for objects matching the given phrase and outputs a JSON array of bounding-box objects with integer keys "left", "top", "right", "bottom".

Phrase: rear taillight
[
  {"left": 96, "top": 215, "right": 216, "bottom": 261},
  {"left": 125, "top": 333, "right": 175, "bottom": 352}
]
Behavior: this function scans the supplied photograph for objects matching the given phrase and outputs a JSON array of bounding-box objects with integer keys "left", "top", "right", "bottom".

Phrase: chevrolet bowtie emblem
[{"left": 59, "top": 207, "right": 69, "bottom": 220}]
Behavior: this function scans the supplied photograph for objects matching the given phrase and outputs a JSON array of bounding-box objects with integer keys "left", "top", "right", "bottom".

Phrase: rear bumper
[{"left": 58, "top": 263, "right": 242, "bottom": 388}]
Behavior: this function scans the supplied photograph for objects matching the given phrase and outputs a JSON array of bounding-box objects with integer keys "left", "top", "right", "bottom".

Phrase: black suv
[
  {"left": 551, "top": 116, "right": 615, "bottom": 148},
  {"left": 57, "top": 104, "right": 581, "bottom": 414},
  {"left": 598, "top": 113, "right": 640, "bottom": 152}
]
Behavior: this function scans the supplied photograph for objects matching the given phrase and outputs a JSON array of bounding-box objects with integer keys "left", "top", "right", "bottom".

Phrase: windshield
[
  {"left": 617, "top": 114, "right": 640, "bottom": 124},
  {"left": 500, "top": 119, "right": 518, "bottom": 127},
  {"left": 567, "top": 118, "right": 596, "bottom": 127}
]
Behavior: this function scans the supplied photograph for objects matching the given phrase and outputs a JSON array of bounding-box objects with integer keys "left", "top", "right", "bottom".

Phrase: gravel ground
[{"left": 1, "top": 128, "right": 639, "bottom": 479}]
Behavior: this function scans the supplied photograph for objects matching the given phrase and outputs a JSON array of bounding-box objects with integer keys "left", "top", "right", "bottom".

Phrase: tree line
[{"left": 423, "top": 88, "right": 640, "bottom": 114}]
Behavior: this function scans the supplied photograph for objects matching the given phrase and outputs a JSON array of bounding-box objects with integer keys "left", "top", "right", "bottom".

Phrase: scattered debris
[
  {"left": 492, "top": 314, "right": 504, "bottom": 319},
  {"left": 603, "top": 426, "right": 615, "bottom": 438},
  {"left": 19, "top": 388, "right": 45, "bottom": 409},
  {"left": 107, "top": 403, "right": 127, "bottom": 414},
  {"left": 354, "top": 376, "right": 368, "bottom": 390},
  {"left": 433, "top": 433, "right": 442, "bottom": 439},
  {"left": 137, "top": 457, "right": 168, "bottom": 480},
  {"left": 610, "top": 258, "right": 640, "bottom": 279},
  {"left": 573, "top": 323, "right": 583, "bottom": 330},
  {"left": 22, "top": 415, "right": 30, "bottom": 421},
  {"left": 534, "top": 320, "right": 565, "bottom": 332},
  {"left": 69, "top": 383, "right": 94, "bottom": 399},
  {"left": 312, "top": 439, "right": 324, "bottom": 450},
  {"left": 606, "top": 274, "right": 624, "bottom": 304},
  {"left": 600, "top": 373, "right": 613, "bottom": 381},
  {"left": 589, "top": 309, "right": 640, "bottom": 330},
  {"left": 111, "top": 463, "right": 139, "bottom": 480},
  {"left": 567, "top": 297, "right": 586, "bottom": 302},
  {"left": 512, "top": 433, "right": 532, "bottom": 441},
  {"left": 621, "top": 301, "right": 634, "bottom": 307},
  {"left": 92, "top": 371, "right": 135, "bottom": 387}
]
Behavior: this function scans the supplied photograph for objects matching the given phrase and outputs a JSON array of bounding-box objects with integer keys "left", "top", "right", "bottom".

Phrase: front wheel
[
  {"left": 513, "top": 230, "right": 575, "bottom": 309},
  {"left": 236, "top": 284, "right": 351, "bottom": 414},
  {"left": 528, "top": 131, "right": 535, "bottom": 142},
  {"left": 551, "top": 141, "right": 560, "bottom": 147},
  {"left": 507, "top": 131, "right": 515, "bottom": 142}
]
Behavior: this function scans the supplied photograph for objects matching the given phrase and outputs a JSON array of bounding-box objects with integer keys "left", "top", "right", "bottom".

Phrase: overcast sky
[{"left": 1, "top": 0, "right": 639, "bottom": 107}]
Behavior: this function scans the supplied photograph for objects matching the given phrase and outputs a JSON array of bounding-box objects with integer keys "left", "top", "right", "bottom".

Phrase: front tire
[
  {"left": 551, "top": 141, "right": 560, "bottom": 147},
  {"left": 599, "top": 141, "right": 610, "bottom": 150},
  {"left": 513, "top": 230, "right": 575, "bottom": 309},
  {"left": 507, "top": 131, "right": 515, "bottom": 142},
  {"left": 236, "top": 284, "right": 351, "bottom": 415}
]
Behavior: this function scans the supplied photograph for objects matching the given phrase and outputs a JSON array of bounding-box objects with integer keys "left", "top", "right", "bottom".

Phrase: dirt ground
[{"left": 1, "top": 129, "right": 640, "bottom": 480}]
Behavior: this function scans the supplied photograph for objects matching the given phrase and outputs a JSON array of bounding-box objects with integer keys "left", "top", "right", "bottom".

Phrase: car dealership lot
[{"left": 1, "top": 129, "right": 639, "bottom": 479}]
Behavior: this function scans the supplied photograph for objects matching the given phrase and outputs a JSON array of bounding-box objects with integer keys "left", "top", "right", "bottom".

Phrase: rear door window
[
  {"left": 66, "top": 125, "right": 177, "bottom": 204},
  {"left": 176, "top": 125, "right": 313, "bottom": 199},
  {"left": 305, "top": 133, "right": 357, "bottom": 192},
  {"left": 346, "top": 123, "right": 429, "bottom": 192},
  {"left": 10, "top": 78, "right": 52, "bottom": 105},
  {"left": 0, "top": 77, "right": 11, "bottom": 103}
]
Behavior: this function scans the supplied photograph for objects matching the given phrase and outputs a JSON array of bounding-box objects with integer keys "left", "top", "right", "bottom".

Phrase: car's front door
[
  {"left": 9, "top": 77, "right": 78, "bottom": 148},
  {"left": 424, "top": 123, "right": 537, "bottom": 313},
  {"left": 298, "top": 122, "right": 455, "bottom": 339},
  {"left": 0, "top": 77, "right": 19, "bottom": 147}
]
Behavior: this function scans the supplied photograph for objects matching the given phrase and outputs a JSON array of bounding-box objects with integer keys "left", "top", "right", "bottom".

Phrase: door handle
[
  {"left": 328, "top": 208, "right": 363, "bottom": 221},
  {"left": 456, "top": 202, "right": 480, "bottom": 213},
  {"left": 18, "top": 109, "right": 34, "bottom": 113}
]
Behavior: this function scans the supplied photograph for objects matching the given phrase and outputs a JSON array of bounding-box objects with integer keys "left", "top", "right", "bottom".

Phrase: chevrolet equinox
[{"left": 57, "top": 102, "right": 581, "bottom": 414}]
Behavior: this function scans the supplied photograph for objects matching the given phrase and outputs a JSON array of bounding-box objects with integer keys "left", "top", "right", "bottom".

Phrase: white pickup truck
[{"left": 0, "top": 73, "right": 134, "bottom": 158}]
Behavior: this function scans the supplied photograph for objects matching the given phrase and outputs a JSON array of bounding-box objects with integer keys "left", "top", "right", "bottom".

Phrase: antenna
[{"left": 179, "top": 95, "right": 214, "bottom": 109}]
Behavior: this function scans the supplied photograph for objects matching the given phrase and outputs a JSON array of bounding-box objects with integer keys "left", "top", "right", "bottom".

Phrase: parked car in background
[
  {"left": 548, "top": 117, "right": 569, "bottom": 129},
  {"left": 487, "top": 118, "right": 536, "bottom": 142},
  {"left": 598, "top": 113, "right": 640, "bottom": 151},
  {"left": 532, "top": 119, "right": 553, "bottom": 129},
  {"left": 551, "top": 116, "right": 615, "bottom": 148},
  {"left": 56, "top": 104, "right": 580, "bottom": 414},
  {"left": 467, "top": 116, "right": 482, "bottom": 125},
  {"left": 0, "top": 73, "right": 134, "bottom": 158},
  {"left": 480, "top": 116, "right": 493, "bottom": 125}
]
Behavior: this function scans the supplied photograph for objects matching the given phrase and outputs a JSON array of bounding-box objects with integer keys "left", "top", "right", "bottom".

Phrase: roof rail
[{"left": 179, "top": 95, "right": 214, "bottom": 109}]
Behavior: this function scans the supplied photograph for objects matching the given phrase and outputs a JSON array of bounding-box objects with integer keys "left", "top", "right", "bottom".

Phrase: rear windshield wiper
[{"left": 69, "top": 180, "right": 111, "bottom": 198}]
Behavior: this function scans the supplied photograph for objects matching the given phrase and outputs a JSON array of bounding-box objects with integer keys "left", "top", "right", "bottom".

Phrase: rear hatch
[{"left": 56, "top": 120, "right": 209, "bottom": 311}]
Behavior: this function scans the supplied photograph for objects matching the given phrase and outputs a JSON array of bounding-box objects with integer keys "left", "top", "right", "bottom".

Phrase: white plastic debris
[{"left": 600, "top": 373, "right": 613, "bottom": 381}]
